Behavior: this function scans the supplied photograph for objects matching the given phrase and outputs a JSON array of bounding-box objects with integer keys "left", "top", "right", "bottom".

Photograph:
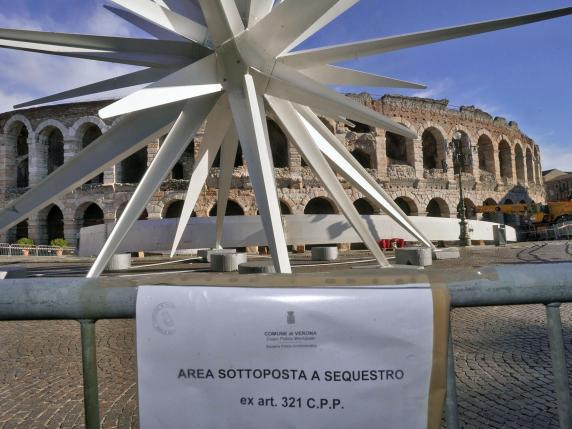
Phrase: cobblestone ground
[{"left": 0, "top": 241, "right": 571, "bottom": 428}]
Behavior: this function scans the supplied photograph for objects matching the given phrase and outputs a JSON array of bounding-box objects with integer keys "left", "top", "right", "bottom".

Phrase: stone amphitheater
[{"left": 0, "top": 94, "right": 545, "bottom": 249}]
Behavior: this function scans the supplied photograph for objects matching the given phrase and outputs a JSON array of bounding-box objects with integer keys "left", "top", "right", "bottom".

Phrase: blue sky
[{"left": 0, "top": 0, "right": 570, "bottom": 170}]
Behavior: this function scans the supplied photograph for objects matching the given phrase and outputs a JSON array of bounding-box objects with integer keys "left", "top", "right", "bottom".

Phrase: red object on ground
[
  {"left": 390, "top": 238, "right": 406, "bottom": 248},
  {"left": 377, "top": 239, "right": 391, "bottom": 250}
]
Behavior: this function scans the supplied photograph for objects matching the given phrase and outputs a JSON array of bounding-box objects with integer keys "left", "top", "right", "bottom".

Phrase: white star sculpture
[{"left": 0, "top": 1, "right": 570, "bottom": 277}]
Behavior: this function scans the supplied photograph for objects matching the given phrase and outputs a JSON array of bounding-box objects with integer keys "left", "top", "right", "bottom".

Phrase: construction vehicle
[{"left": 476, "top": 201, "right": 572, "bottom": 225}]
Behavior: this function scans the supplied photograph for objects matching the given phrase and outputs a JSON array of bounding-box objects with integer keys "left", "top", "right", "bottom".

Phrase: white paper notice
[{"left": 137, "top": 286, "right": 434, "bottom": 429}]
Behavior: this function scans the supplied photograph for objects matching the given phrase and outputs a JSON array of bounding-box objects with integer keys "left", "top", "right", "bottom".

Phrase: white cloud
[{"left": 411, "top": 79, "right": 451, "bottom": 99}]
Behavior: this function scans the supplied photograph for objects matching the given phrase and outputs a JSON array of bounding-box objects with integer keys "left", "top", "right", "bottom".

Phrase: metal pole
[
  {"left": 80, "top": 319, "right": 100, "bottom": 429},
  {"left": 545, "top": 303, "right": 572, "bottom": 428},
  {"left": 445, "top": 326, "right": 460, "bottom": 429}
]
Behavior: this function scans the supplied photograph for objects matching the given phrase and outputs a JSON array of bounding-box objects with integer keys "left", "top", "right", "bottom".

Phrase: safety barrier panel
[
  {"left": 0, "top": 263, "right": 571, "bottom": 428},
  {"left": 0, "top": 243, "right": 76, "bottom": 257}
]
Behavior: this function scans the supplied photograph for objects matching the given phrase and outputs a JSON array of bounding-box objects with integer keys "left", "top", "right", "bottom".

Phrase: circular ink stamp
[{"left": 152, "top": 301, "right": 176, "bottom": 335}]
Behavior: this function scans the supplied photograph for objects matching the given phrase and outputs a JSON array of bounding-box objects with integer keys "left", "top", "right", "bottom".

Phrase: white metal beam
[
  {"left": 281, "top": 6, "right": 572, "bottom": 68},
  {"left": 170, "top": 96, "right": 233, "bottom": 256},
  {"left": 301, "top": 65, "right": 426, "bottom": 89},
  {"left": 99, "top": 54, "right": 222, "bottom": 118},
  {"left": 215, "top": 127, "right": 239, "bottom": 249},
  {"left": 197, "top": 0, "right": 244, "bottom": 47},
  {"left": 104, "top": 5, "right": 187, "bottom": 41},
  {"left": 243, "top": 0, "right": 341, "bottom": 57},
  {"left": 228, "top": 74, "right": 291, "bottom": 273},
  {"left": 88, "top": 94, "right": 220, "bottom": 278},
  {"left": 111, "top": 0, "right": 209, "bottom": 44},
  {"left": 15, "top": 67, "right": 175, "bottom": 109}
]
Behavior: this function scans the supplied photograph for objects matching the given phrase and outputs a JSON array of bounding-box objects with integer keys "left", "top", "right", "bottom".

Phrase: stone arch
[
  {"left": 394, "top": 196, "right": 419, "bottom": 216},
  {"left": 421, "top": 127, "right": 446, "bottom": 170},
  {"left": 477, "top": 134, "right": 495, "bottom": 175},
  {"left": 119, "top": 147, "right": 148, "bottom": 183},
  {"left": 267, "top": 119, "right": 289, "bottom": 168},
  {"left": 350, "top": 148, "right": 372, "bottom": 169},
  {"left": 4, "top": 119, "right": 31, "bottom": 188},
  {"left": 353, "top": 198, "right": 375, "bottom": 215},
  {"left": 75, "top": 202, "right": 104, "bottom": 228},
  {"left": 209, "top": 200, "right": 245, "bottom": 216},
  {"left": 304, "top": 197, "right": 338, "bottom": 214},
  {"left": 426, "top": 198, "right": 450, "bottom": 218},
  {"left": 525, "top": 147, "right": 534, "bottom": 185},
  {"left": 71, "top": 116, "right": 108, "bottom": 139},
  {"left": 503, "top": 198, "right": 514, "bottom": 204},
  {"left": 37, "top": 125, "right": 65, "bottom": 175},
  {"left": 498, "top": 139, "right": 512, "bottom": 179},
  {"left": 534, "top": 146, "right": 542, "bottom": 184},
  {"left": 514, "top": 142, "right": 525, "bottom": 184},
  {"left": 452, "top": 130, "right": 472, "bottom": 174},
  {"left": 4, "top": 114, "right": 33, "bottom": 137}
]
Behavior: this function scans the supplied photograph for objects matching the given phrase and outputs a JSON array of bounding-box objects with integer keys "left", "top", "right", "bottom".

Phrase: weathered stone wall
[{"left": 0, "top": 95, "right": 546, "bottom": 246}]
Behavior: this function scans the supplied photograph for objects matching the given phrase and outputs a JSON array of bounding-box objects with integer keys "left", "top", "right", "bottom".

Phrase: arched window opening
[
  {"left": 350, "top": 121, "right": 374, "bottom": 134},
  {"left": 212, "top": 142, "right": 244, "bottom": 168},
  {"left": 499, "top": 140, "right": 512, "bottom": 179},
  {"left": 82, "top": 126, "right": 104, "bottom": 184},
  {"left": 351, "top": 148, "right": 372, "bottom": 169},
  {"left": 16, "top": 127, "right": 29, "bottom": 188},
  {"left": 304, "top": 197, "right": 337, "bottom": 215},
  {"left": 120, "top": 147, "right": 148, "bottom": 183},
  {"left": 422, "top": 129, "right": 445, "bottom": 170},
  {"left": 171, "top": 163, "right": 184, "bottom": 180},
  {"left": 394, "top": 197, "right": 418, "bottom": 216},
  {"left": 483, "top": 198, "right": 497, "bottom": 206},
  {"left": 460, "top": 199, "right": 477, "bottom": 220},
  {"left": 385, "top": 131, "right": 408, "bottom": 165},
  {"left": 453, "top": 131, "right": 472, "bottom": 174},
  {"left": 515, "top": 145, "right": 525, "bottom": 184},
  {"left": 16, "top": 220, "right": 29, "bottom": 241},
  {"left": 209, "top": 200, "right": 244, "bottom": 216},
  {"left": 268, "top": 119, "right": 289, "bottom": 168},
  {"left": 353, "top": 198, "right": 375, "bottom": 215},
  {"left": 82, "top": 204, "right": 104, "bottom": 228},
  {"left": 477, "top": 135, "right": 495, "bottom": 175},
  {"left": 46, "top": 129, "right": 64, "bottom": 174},
  {"left": 46, "top": 205, "right": 64, "bottom": 242},
  {"left": 526, "top": 148, "right": 534, "bottom": 184},
  {"left": 280, "top": 201, "right": 291, "bottom": 215},
  {"left": 164, "top": 201, "right": 186, "bottom": 219},
  {"left": 426, "top": 198, "right": 450, "bottom": 218}
]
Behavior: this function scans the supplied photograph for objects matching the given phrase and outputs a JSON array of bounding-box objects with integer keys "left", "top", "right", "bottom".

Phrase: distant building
[
  {"left": 543, "top": 169, "right": 572, "bottom": 202},
  {"left": 0, "top": 94, "right": 546, "bottom": 248}
]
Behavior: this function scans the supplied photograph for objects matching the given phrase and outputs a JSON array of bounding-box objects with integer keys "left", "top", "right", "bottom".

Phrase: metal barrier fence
[
  {"left": 1, "top": 263, "right": 572, "bottom": 428},
  {"left": 0, "top": 243, "right": 76, "bottom": 257}
]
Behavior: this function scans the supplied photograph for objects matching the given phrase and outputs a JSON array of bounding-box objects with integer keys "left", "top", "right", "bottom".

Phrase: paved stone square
[{"left": 1, "top": 242, "right": 572, "bottom": 428}]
